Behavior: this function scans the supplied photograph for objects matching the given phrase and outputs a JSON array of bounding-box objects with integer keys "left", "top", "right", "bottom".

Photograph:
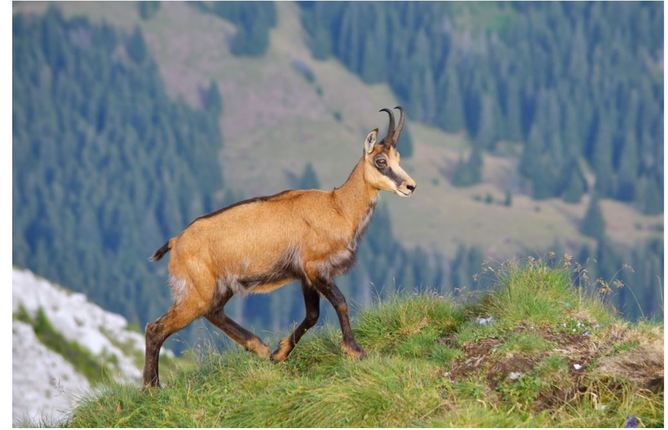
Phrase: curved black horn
[
  {"left": 392, "top": 106, "right": 405, "bottom": 146},
  {"left": 379, "top": 108, "right": 395, "bottom": 146}
]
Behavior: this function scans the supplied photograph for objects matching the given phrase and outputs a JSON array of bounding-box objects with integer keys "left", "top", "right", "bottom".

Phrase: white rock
[
  {"left": 13, "top": 268, "right": 145, "bottom": 381},
  {"left": 12, "top": 268, "right": 174, "bottom": 425},
  {"left": 508, "top": 371, "right": 522, "bottom": 381},
  {"left": 573, "top": 363, "right": 583, "bottom": 370},
  {"left": 476, "top": 316, "right": 495, "bottom": 325},
  {"left": 12, "top": 321, "right": 91, "bottom": 425}
]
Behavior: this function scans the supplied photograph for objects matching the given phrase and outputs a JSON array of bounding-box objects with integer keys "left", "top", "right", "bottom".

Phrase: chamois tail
[{"left": 149, "top": 239, "right": 173, "bottom": 262}]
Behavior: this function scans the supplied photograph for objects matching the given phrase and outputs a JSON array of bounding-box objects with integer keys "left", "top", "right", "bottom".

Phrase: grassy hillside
[
  {"left": 13, "top": 1, "right": 661, "bottom": 258},
  {"left": 67, "top": 260, "right": 663, "bottom": 427}
]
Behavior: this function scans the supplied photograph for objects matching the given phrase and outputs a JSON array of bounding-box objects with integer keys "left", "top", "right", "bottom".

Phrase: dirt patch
[
  {"left": 543, "top": 331, "right": 599, "bottom": 375},
  {"left": 486, "top": 354, "right": 539, "bottom": 389},
  {"left": 446, "top": 338, "right": 501, "bottom": 380},
  {"left": 443, "top": 322, "right": 663, "bottom": 412},
  {"left": 597, "top": 336, "right": 663, "bottom": 392},
  {"left": 446, "top": 325, "right": 594, "bottom": 384}
]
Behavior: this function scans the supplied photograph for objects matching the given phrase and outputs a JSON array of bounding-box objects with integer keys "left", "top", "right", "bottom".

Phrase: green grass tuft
[
  {"left": 495, "top": 332, "right": 554, "bottom": 356},
  {"left": 485, "top": 260, "right": 578, "bottom": 325},
  {"left": 66, "top": 262, "right": 663, "bottom": 427}
]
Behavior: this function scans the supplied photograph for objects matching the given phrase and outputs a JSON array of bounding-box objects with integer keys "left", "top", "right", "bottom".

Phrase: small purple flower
[{"left": 624, "top": 415, "right": 638, "bottom": 428}]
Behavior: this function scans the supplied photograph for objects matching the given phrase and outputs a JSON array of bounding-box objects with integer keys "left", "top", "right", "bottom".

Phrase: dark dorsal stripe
[{"left": 187, "top": 190, "right": 294, "bottom": 228}]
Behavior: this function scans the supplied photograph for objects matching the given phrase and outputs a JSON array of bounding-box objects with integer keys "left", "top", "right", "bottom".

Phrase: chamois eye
[{"left": 375, "top": 157, "right": 387, "bottom": 168}]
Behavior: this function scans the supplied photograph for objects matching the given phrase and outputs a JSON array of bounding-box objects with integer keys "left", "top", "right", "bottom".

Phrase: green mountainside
[
  {"left": 299, "top": 2, "right": 663, "bottom": 211},
  {"left": 12, "top": 0, "right": 663, "bottom": 355},
  {"left": 67, "top": 261, "right": 663, "bottom": 427}
]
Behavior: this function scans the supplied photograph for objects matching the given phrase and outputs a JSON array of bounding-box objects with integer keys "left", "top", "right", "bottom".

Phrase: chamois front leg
[
  {"left": 271, "top": 282, "right": 320, "bottom": 362},
  {"left": 314, "top": 279, "right": 366, "bottom": 359}
]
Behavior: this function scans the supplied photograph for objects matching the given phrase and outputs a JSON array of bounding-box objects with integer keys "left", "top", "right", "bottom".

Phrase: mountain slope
[
  {"left": 13, "top": 1, "right": 661, "bottom": 258},
  {"left": 12, "top": 268, "right": 173, "bottom": 425},
  {"left": 66, "top": 260, "right": 663, "bottom": 427},
  {"left": 12, "top": 320, "right": 91, "bottom": 426}
]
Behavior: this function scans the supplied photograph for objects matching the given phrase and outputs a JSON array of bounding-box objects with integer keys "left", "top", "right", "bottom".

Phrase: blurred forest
[
  {"left": 13, "top": 8, "right": 223, "bottom": 327},
  {"left": 300, "top": 2, "right": 663, "bottom": 212},
  {"left": 12, "top": 2, "right": 663, "bottom": 352}
]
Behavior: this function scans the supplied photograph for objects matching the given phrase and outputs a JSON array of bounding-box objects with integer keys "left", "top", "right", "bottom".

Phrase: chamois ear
[{"left": 364, "top": 128, "right": 379, "bottom": 154}]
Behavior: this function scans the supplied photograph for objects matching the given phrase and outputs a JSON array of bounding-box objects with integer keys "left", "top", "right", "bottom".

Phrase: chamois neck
[{"left": 333, "top": 158, "right": 379, "bottom": 223}]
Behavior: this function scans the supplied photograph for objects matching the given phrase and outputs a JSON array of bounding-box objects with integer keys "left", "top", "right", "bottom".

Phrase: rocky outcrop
[
  {"left": 12, "top": 321, "right": 91, "bottom": 425},
  {"left": 12, "top": 268, "right": 167, "bottom": 425}
]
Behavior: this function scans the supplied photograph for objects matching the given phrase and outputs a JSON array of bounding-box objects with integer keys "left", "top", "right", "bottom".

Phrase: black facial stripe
[{"left": 378, "top": 166, "right": 404, "bottom": 187}]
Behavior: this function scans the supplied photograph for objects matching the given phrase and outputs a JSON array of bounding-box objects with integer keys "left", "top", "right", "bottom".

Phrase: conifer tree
[
  {"left": 503, "top": 190, "right": 512, "bottom": 207},
  {"left": 126, "top": 27, "right": 147, "bottom": 63},
  {"left": 299, "top": 163, "right": 321, "bottom": 189},
  {"left": 616, "top": 130, "right": 638, "bottom": 202},
  {"left": 201, "top": 81, "right": 222, "bottom": 115},
  {"left": 441, "top": 66, "right": 465, "bottom": 133},
  {"left": 562, "top": 105, "right": 582, "bottom": 158},
  {"left": 451, "top": 147, "right": 482, "bottom": 187},
  {"left": 475, "top": 95, "right": 496, "bottom": 150},
  {"left": 407, "top": 72, "right": 423, "bottom": 122},
  {"left": 505, "top": 79, "right": 523, "bottom": 141},
  {"left": 581, "top": 194, "right": 606, "bottom": 239},
  {"left": 592, "top": 118, "right": 615, "bottom": 196},
  {"left": 562, "top": 162, "right": 587, "bottom": 204},
  {"left": 360, "top": 37, "right": 380, "bottom": 84},
  {"left": 518, "top": 125, "right": 540, "bottom": 179},
  {"left": 568, "top": 22, "right": 588, "bottom": 80},
  {"left": 420, "top": 68, "right": 437, "bottom": 122},
  {"left": 635, "top": 175, "right": 663, "bottom": 215},
  {"left": 449, "top": 244, "right": 468, "bottom": 293},
  {"left": 138, "top": 1, "right": 161, "bottom": 21}
]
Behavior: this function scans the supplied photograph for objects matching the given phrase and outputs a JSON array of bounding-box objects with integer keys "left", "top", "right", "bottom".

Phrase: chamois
[{"left": 144, "top": 107, "right": 417, "bottom": 387}]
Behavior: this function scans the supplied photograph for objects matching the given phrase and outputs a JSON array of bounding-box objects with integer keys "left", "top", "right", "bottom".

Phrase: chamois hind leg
[
  {"left": 205, "top": 286, "right": 271, "bottom": 359},
  {"left": 314, "top": 279, "right": 366, "bottom": 359},
  {"left": 271, "top": 282, "right": 320, "bottom": 362},
  {"left": 143, "top": 285, "right": 208, "bottom": 388}
]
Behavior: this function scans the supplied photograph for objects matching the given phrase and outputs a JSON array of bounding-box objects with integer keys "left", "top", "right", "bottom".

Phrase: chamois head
[{"left": 362, "top": 106, "right": 417, "bottom": 197}]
